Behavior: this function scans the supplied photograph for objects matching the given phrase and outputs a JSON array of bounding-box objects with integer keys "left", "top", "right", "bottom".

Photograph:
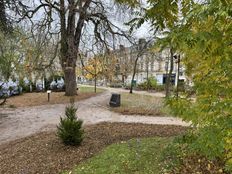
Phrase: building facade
[
  {"left": 112, "top": 39, "right": 186, "bottom": 86},
  {"left": 76, "top": 38, "right": 187, "bottom": 87}
]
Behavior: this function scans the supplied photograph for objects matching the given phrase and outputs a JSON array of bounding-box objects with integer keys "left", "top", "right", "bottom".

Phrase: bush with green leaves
[
  {"left": 160, "top": 0, "right": 232, "bottom": 172},
  {"left": 137, "top": 77, "right": 158, "bottom": 90},
  {"left": 155, "top": 84, "right": 165, "bottom": 92},
  {"left": 57, "top": 103, "right": 84, "bottom": 146}
]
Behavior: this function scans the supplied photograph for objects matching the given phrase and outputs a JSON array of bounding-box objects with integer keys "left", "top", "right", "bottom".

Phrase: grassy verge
[
  {"left": 78, "top": 86, "right": 105, "bottom": 93},
  {"left": 111, "top": 92, "right": 166, "bottom": 116},
  {"left": 161, "top": 135, "right": 228, "bottom": 174},
  {"left": 65, "top": 137, "right": 172, "bottom": 174},
  {"left": 66, "top": 135, "right": 228, "bottom": 174}
]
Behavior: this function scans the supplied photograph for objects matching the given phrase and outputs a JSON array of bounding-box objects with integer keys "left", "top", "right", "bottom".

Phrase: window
[{"left": 153, "top": 62, "right": 158, "bottom": 71}]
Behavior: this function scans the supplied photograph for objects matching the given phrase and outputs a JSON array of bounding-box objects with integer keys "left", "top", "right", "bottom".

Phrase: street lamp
[{"left": 174, "top": 54, "right": 180, "bottom": 98}]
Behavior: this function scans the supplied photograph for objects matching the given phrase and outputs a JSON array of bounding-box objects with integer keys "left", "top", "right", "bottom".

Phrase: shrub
[
  {"left": 124, "top": 84, "right": 130, "bottom": 89},
  {"left": 137, "top": 77, "right": 158, "bottom": 90},
  {"left": 57, "top": 103, "right": 84, "bottom": 146},
  {"left": 154, "top": 85, "right": 165, "bottom": 91},
  {"left": 167, "top": 97, "right": 232, "bottom": 172},
  {"left": 109, "top": 82, "right": 123, "bottom": 88}
]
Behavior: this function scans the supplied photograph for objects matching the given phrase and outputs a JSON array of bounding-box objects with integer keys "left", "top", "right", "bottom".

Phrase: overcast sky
[{"left": 19, "top": 0, "right": 151, "bottom": 50}]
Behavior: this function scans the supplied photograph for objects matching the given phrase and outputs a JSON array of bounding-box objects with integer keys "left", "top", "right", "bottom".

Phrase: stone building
[
  {"left": 112, "top": 38, "right": 186, "bottom": 86},
  {"left": 76, "top": 38, "right": 187, "bottom": 86}
]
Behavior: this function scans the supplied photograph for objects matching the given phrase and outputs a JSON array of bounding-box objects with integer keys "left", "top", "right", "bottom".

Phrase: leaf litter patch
[{"left": 0, "top": 122, "right": 187, "bottom": 174}]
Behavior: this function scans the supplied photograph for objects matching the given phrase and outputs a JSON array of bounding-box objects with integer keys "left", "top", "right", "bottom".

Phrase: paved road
[{"left": 0, "top": 88, "right": 189, "bottom": 145}]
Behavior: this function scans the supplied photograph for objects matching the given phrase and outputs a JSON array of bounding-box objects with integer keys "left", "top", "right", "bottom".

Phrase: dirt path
[{"left": 0, "top": 88, "right": 189, "bottom": 145}]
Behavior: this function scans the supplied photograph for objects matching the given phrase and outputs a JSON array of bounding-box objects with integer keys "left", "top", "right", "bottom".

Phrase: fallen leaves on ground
[
  {"left": 4, "top": 90, "right": 100, "bottom": 108},
  {"left": 0, "top": 122, "right": 187, "bottom": 174},
  {"left": 171, "top": 155, "right": 228, "bottom": 174}
]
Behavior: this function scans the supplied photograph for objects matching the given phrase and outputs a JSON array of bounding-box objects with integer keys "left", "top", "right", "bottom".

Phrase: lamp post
[
  {"left": 164, "top": 57, "right": 169, "bottom": 97},
  {"left": 174, "top": 54, "right": 180, "bottom": 99},
  {"left": 47, "top": 90, "right": 51, "bottom": 102}
]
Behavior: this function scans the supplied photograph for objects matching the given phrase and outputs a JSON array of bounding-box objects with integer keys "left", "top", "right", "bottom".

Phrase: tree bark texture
[
  {"left": 130, "top": 56, "right": 139, "bottom": 94},
  {"left": 165, "top": 48, "right": 174, "bottom": 98},
  {"left": 64, "top": 66, "right": 77, "bottom": 96},
  {"left": 59, "top": 0, "right": 92, "bottom": 96}
]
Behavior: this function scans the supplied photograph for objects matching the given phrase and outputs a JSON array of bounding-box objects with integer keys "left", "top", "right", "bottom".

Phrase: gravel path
[{"left": 0, "top": 88, "right": 189, "bottom": 145}]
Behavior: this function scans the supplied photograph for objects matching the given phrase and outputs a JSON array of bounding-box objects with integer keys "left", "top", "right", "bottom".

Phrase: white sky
[{"left": 17, "top": 0, "right": 151, "bottom": 51}]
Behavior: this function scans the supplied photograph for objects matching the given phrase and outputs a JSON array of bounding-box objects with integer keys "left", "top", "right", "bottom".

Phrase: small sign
[{"left": 109, "top": 93, "right": 121, "bottom": 107}]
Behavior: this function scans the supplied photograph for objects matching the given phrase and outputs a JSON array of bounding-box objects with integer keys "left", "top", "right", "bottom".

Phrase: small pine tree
[{"left": 57, "top": 103, "right": 84, "bottom": 146}]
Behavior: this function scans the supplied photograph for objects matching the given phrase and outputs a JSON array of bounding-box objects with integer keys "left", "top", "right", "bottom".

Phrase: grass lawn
[
  {"left": 65, "top": 137, "right": 172, "bottom": 174},
  {"left": 78, "top": 86, "right": 105, "bottom": 93},
  {"left": 4, "top": 86, "right": 105, "bottom": 108},
  {"left": 111, "top": 92, "right": 166, "bottom": 116}
]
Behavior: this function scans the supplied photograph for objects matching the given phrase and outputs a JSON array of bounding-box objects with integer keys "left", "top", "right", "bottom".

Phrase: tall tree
[
  {"left": 129, "top": 39, "right": 151, "bottom": 93},
  {"left": 154, "top": 29, "right": 184, "bottom": 97},
  {"left": 17, "top": 0, "right": 129, "bottom": 96},
  {"left": 82, "top": 57, "right": 103, "bottom": 93},
  {"left": 21, "top": 27, "right": 60, "bottom": 83},
  {"left": 118, "top": 0, "right": 186, "bottom": 96},
  {"left": 165, "top": 0, "right": 232, "bottom": 171}
]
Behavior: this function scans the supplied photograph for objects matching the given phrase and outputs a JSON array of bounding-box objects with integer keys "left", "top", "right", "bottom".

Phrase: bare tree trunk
[
  {"left": 60, "top": 37, "right": 78, "bottom": 96},
  {"left": 130, "top": 40, "right": 151, "bottom": 93},
  {"left": 59, "top": 0, "right": 89, "bottom": 96},
  {"left": 94, "top": 75, "right": 97, "bottom": 93},
  {"left": 94, "top": 62, "right": 97, "bottom": 93},
  {"left": 146, "top": 63, "right": 149, "bottom": 91},
  {"left": 122, "top": 74, "right": 125, "bottom": 84},
  {"left": 64, "top": 66, "right": 77, "bottom": 96},
  {"left": 165, "top": 48, "right": 174, "bottom": 98},
  {"left": 60, "top": 41, "right": 78, "bottom": 96},
  {"left": 176, "top": 55, "right": 180, "bottom": 99},
  {"left": 130, "top": 57, "right": 139, "bottom": 94}
]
